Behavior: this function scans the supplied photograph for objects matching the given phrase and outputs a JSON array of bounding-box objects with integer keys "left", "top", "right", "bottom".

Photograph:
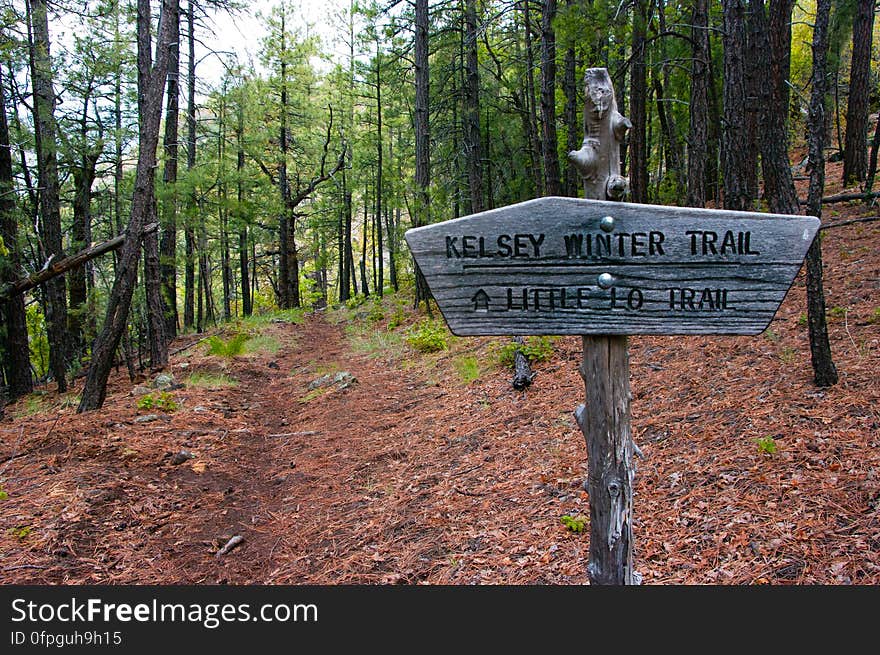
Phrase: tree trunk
[
  {"left": 722, "top": 1, "right": 753, "bottom": 211},
  {"left": 804, "top": 0, "right": 839, "bottom": 387},
  {"left": 277, "top": 7, "right": 292, "bottom": 309},
  {"left": 706, "top": 24, "right": 722, "bottom": 205},
  {"left": 69, "top": 147, "right": 100, "bottom": 359},
  {"left": 218, "top": 94, "right": 231, "bottom": 321},
  {"left": 743, "top": 1, "right": 760, "bottom": 204},
  {"left": 113, "top": 2, "right": 136, "bottom": 381},
  {"left": 562, "top": 52, "right": 579, "bottom": 197},
  {"left": 562, "top": 5, "right": 580, "bottom": 199},
  {"left": 749, "top": 0, "right": 800, "bottom": 215},
  {"left": 339, "top": 171, "right": 351, "bottom": 303},
  {"left": 386, "top": 132, "right": 399, "bottom": 292},
  {"left": 375, "top": 46, "right": 384, "bottom": 296},
  {"left": 864, "top": 109, "right": 880, "bottom": 195},
  {"left": 239, "top": 229, "right": 251, "bottom": 316},
  {"left": 628, "top": 1, "right": 649, "bottom": 203},
  {"left": 686, "top": 0, "right": 710, "bottom": 207},
  {"left": 769, "top": 0, "right": 794, "bottom": 129},
  {"left": 540, "top": 0, "right": 561, "bottom": 197},
  {"left": 842, "top": 0, "right": 875, "bottom": 186},
  {"left": 0, "top": 63, "right": 33, "bottom": 400},
  {"left": 183, "top": 0, "right": 196, "bottom": 330},
  {"left": 655, "top": 1, "right": 685, "bottom": 204},
  {"left": 236, "top": 103, "right": 251, "bottom": 316},
  {"left": 345, "top": 190, "right": 356, "bottom": 299},
  {"left": 143, "top": 211, "right": 168, "bottom": 369},
  {"left": 79, "top": 0, "right": 177, "bottom": 412},
  {"left": 198, "top": 215, "right": 214, "bottom": 326},
  {"left": 159, "top": 1, "right": 181, "bottom": 339},
  {"left": 522, "top": 0, "right": 543, "bottom": 196},
  {"left": 464, "top": 0, "right": 484, "bottom": 213},
  {"left": 28, "top": 0, "right": 68, "bottom": 392},
  {"left": 360, "top": 188, "right": 370, "bottom": 297},
  {"left": 413, "top": 0, "right": 432, "bottom": 312}
]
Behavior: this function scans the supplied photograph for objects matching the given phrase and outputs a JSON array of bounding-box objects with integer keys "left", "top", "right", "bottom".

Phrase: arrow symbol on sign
[{"left": 471, "top": 289, "right": 491, "bottom": 312}]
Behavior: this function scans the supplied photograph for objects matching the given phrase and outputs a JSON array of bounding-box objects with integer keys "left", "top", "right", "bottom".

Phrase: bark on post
[{"left": 568, "top": 67, "right": 637, "bottom": 585}]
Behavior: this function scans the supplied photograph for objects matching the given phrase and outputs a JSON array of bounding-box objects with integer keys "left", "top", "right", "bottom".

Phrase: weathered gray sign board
[{"left": 405, "top": 196, "right": 820, "bottom": 336}]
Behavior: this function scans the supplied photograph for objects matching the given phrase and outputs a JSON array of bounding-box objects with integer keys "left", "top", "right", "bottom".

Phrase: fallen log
[
  {"left": 0, "top": 223, "right": 158, "bottom": 300},
  {"left": 821, "top": 191, "right": 880, "bottom": 204}
]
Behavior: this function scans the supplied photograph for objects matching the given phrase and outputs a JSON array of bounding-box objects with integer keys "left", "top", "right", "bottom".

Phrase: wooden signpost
[{"left": 404, "top": 68, "right": 819, "bottom": 584}]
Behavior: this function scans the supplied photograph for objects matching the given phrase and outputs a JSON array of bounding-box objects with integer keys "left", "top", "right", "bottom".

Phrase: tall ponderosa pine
[
  {"left": 68, "top": 85, "right": 103, "bottom": 361},
  {"left": 0, "top": 63, "right": 33, "bottom": 401},
  {"left": 804, "top": 0, "right": 839, "bottom": 387},
  {"left": 463, "top": 0, "right": 484, "bottom": 213},
  {"left": 79, "top": 0, "right": 178, "bottom": 412},
  {"left": 28, "top": 0, "right": 69, "bottom": 392},
  {"left": 686, "top": 0, "right": 710, "bottom": 207},
  {"left": 183, "top": 0, "right": 196, "bottom": 330},
  {"left": 628, "top": 0, "right": 649, "bottom": 203},
  {"left": 413, "top": 0, "right": 432, "bottom": 311},
  {"left": 722, "top": 0, "right": 753, "bottom": 211},
  {"left": 749, "top": 0, "right": 799, "bottom": 215},
  {"left": 159, "top": 1, "right": 181, "bottom": 338},
  {"left": 842, "top": 0, "right": 875, "bottom": 186},
  {"left": 539, "top": 0, "right": 561, "bottom": 197}
]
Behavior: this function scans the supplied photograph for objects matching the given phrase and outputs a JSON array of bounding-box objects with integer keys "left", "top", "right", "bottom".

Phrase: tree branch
[
  {"left": 290, "top": 105, "right": 347, "bottom": 208},
  {"left": 1, "top": 223, "right": 159, "bottom": 300}
]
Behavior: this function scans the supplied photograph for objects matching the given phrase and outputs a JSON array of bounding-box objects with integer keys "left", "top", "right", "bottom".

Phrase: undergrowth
[
  {"left": 496, "top": 336, "right": 555, "bottom": 368},
  {"left": 137, "top": 392, "right": 179, "bottom": 413},
  {"left": 406, "top": 319, "right": 449, "bottom": 353},
  {"left": 206, "top": 333, "right": 250, "bottom": 358}
]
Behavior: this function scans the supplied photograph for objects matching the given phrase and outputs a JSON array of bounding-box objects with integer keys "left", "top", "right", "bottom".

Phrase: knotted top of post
[{"left": 568, "top": 67, "right": 632, "bottom": 202}]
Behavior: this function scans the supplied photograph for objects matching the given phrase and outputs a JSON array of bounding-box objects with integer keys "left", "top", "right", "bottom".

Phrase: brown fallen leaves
[{"left": 1, "top": 162, "right": 878, "bottom": 586}]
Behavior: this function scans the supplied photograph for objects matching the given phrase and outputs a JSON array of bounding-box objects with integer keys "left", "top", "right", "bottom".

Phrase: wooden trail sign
[
  {"left": 404, "top": 67, "right": 820, "bottom": 585},
  {"left": 404, "top": 197, "right": 819, "bottom": 337}
]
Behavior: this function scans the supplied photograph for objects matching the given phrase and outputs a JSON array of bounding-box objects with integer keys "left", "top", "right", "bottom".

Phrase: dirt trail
[{"left": 0, "top": 316, "right": 457, "bottom": 584}]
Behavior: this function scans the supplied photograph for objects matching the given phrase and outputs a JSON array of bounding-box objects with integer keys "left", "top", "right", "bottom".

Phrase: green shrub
[
  {"left": 367, "top": 299, "right": 385, "bottom": 322},
  {"left": 756, "top": 436, "right": 778, "bottom": 455},
  {"left": 206, "top": 333, "right": 250, "bottom": 357},
  {"left": 10, "top": 525, "right": 32, "bottom": 540},
  {"left": 346, "top": 293, "right": 368, "bottom": 310},
  {"left": 561, "top": 514, "right": 587, "bottom": 533},
  {"left": 137, "top": 392, "right": 179, "bottom": 412},
  {"left": 496, "top": 336, "right": 555, "bottom": 368},
  {"left": 406, "top": 319, "right": 448, "bottom": 353},
  {"left": 827, "top": 306, "right": 847, "bottom": 321},
  {"left": 388, "top": 303, "right": 407, "bottom": 329},
  {"left": 870, "top": 307, "right": 880, "bottom": 324}
]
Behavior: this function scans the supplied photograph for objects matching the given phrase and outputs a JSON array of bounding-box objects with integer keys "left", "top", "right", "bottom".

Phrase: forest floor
[{"left": 2, "top": 167, "right": 879, "bottom": 585}]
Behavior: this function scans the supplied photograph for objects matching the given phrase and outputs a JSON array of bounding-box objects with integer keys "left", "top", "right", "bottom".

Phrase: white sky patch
[{"left": 198, "top": 0, "right": 349, "bottom": 85}]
